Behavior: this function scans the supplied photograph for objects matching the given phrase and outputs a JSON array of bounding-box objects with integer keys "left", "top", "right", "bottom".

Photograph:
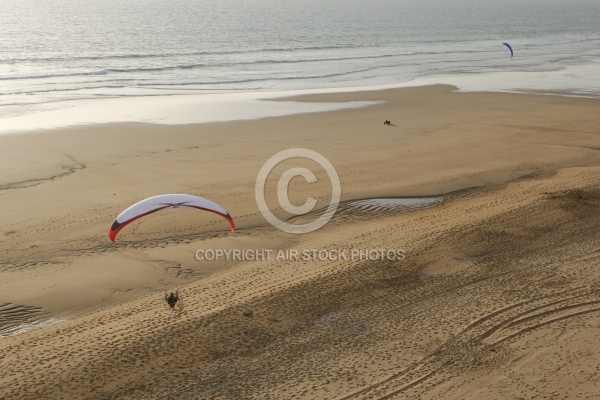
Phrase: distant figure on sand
[
  {"left": 165, "top": 291, "right": 179, "bottom": 309},
  {"left": 384, "top": 120, "right": 391, "bottom": 125}
]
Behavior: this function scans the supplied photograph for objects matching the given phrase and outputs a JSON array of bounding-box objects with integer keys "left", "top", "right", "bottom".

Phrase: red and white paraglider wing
[{"left": 109, "top": 194, "right": 235, "bottom": 242}]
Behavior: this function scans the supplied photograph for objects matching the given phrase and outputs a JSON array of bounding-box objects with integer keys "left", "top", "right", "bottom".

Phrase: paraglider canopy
[
  {"left": 503, "top": 42, "right": 513, "bottom": 58},
  {"left": 109, "top": 194, "right": 235, "bottom": 242}
]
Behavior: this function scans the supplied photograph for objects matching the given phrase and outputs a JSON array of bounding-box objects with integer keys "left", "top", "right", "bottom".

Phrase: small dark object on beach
[
  {"left": 384, "top": 120, "right": 391, "bottom": 125},
  {"left": 165, "top": 291, "right": 179, "bottom": 309}
]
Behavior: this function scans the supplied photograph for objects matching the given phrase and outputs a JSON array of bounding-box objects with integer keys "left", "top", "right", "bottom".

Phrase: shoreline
[
  {"left": 2, "top": 55, "right": 600, "bottom": 134},
  {"left": 1, "top": 85, "right": 600, "bottom": 399}
]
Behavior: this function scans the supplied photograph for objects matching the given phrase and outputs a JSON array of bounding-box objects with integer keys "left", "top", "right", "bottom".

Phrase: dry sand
[{"left": 1, "top": 85, "right": 599, "bottom": 399}]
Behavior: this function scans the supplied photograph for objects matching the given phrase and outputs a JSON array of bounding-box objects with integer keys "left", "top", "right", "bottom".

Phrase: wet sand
[{"left": 1, "top": 85, "right": 600, "bottom": 399}]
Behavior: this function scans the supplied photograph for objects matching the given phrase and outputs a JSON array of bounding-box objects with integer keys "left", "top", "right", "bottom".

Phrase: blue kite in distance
[{"left": 503, "top": 42, "right": 513, "bottom": 58}]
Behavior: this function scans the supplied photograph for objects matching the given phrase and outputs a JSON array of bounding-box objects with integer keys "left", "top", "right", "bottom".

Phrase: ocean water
[{"left": 1, "top": 0, "right": 599, "bottom": 130}]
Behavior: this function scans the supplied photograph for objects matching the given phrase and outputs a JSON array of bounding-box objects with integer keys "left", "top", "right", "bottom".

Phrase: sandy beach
[{"left": 1, "top": 85, "right": 600, "bottom": 399}]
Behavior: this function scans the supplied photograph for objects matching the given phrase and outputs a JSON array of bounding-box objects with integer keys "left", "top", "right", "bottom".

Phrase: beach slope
[{"left": 1, "top": 86, "right": 600, "bottom": 399}]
